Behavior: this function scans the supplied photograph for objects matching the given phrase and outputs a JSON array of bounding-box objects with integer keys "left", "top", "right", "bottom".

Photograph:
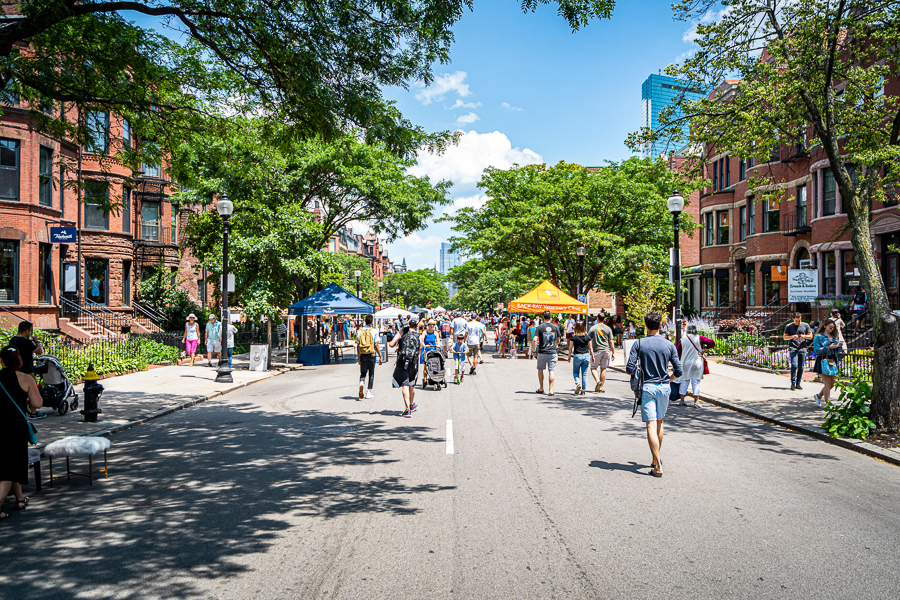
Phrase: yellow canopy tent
[{"left": 507, "top": 280, "right": 587, "bottom": 314}]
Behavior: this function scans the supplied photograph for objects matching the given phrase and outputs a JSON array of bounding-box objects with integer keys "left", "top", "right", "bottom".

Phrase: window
[
  {"left": 823, "top": 253, "right": 836, "bottom": 295},
  {"left": 141, "top": 201, "right": 160, "bottom": 241},
  {"left": 59, "top": 168, "right": 65, "bottom": 213},
  {"left": 812, "top": 170, "right": 818, "bottom": 216},
  {"left": 0, "top": 138, "right": 20, "bottom": 201},
  {"left": 38, "top": 243, "right": 51, "bottom": 303},
  {"left": 122, "top": 188, "right": 131, "bottom": 233},
  {"left": 739, "top": 207, "right": 747, "bottom": 242},
  {"left": 748, "top": 197, "right": 756, "bottom": 235},
  {"left": 764, "top": 197, "right": 780, "bottom": 232},
  {"left": 85, "top": 112, "right": 110, "bottom": 154},
  {"left": 842, "top": 251, "right": 859, "bottom": 295},
  {"left": 797, "top": 185, "right": 807, "bottom": 226},
  {"left": 705, "top": 213, "right": 714, "bottom": 246},
  {"left": 0, "top": 240, "right": 18, "bottom": 302},
  {"left": 0, "top": 78, "right": 18, "bottom": 105},
  {"left": 39, "top": 146, "right": 53, "bottom": 207},
  {"left": 716, "top": 275, "right": 730, "bottom": 306},
  {"left": 725, "top": 158, "right": 731, "bottom": 188},
  {"left": 769, "top": 143, "right": 780, "bottom": 163},
  {"left": 747, "top": 271, "right": 756, "bottom": 306},
  {"left": 763, "top": 269, "right": 779, "bottom": 303},
  {"left": 747, "top": 156, "right": 755, "bottom": 169},
  {"left": 171, "top": 206, "right": 177, "bottom": 239},
  {"left": 85, "top": 259, "right": 108, "bottom": 305},
  {"left": 84, "top": 181, "right": 109, "bottom": 230},
  {"left": 717, "top": 210, "right": 730, "bottom": 245},
  {"left": 705, "top": 278, "right": 715, "bottom": 307},
  {"left": 122, "top": 118, "right": 131, "bottom": 149},
  {"left": 713, "top": 161, "right": 718, "bottom": 191},
  {"left": 845, "top": 165, "right": 859, "bottom": 213},
  {"left": 823, "top": 169, "right": 836, "bottom": 215},
  {"left": 122, "top": 260, "right": 131, "bottom": 306},
  {"left": 142, "top": 141, "right": 160, "bottom": 177}
]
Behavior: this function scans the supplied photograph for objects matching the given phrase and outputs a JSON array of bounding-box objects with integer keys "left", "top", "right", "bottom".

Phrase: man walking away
[
  {"left": 452, "top": 312, "right": 468, "bottom": 342},
  {"left": 389, "top": 316, "right": 420, "bottom": 417},
  {"left": 357, "top": 314, "right": 382, "bottom": 400},
  {"left": 533, "top": 311, "right": 561, "bottom": 396},
  {"left": 626, "top": 311, "right": 683, "bottom": 478},
  {"left": 206, "top": 313, "right": 222, "bottom": 367},
  {"left": 588, "top": 316, "right": 615, "bottom": 393},
  {"left": 466, "top": 313, "right": 486, "bottom": 375},
  {"left": 565, "top": 315, "right": 575, "bottom": 343},
  {"left": 440, "top": 316, "right": 454, "bottom": 355},
  {"left": 783, "top": 312, "right": 813, "bottom": 391}
]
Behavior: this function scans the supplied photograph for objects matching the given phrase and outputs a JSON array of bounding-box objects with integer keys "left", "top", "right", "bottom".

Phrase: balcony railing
[
  {"left": 137, "top": 220, "right": 172, "bottom": 244},
  {"left": 780, "top": 211, "right": 811, "bottom": 237}
]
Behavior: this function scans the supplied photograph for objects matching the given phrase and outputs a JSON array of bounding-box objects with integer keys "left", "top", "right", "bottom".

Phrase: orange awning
[{"left": 507, "top": 280, "right": 587, "bottom": 314}]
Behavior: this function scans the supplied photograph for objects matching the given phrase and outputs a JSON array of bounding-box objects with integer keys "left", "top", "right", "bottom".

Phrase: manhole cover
[{"left": 306, "top": 426, "right": 355, "bottom": 435}]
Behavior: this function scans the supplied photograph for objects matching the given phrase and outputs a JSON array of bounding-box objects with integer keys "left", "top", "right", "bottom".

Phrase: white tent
[
  {"left": 433, "top": 306, "right": 447, "bottom": 313},
  {"left": 373, "top": 307, "right": 416, "bottom": 319}
]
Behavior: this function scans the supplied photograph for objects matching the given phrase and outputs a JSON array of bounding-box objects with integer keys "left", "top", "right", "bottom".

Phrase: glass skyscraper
[
  {"left": 641, "top": 74, "right": 708, "bottom": 159},
  {"left": 440, "top": 242, "right": 462, "bottom": 298}
]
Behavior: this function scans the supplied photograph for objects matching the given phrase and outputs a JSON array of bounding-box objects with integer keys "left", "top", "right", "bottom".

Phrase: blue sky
[{"left": 380, "top": 0, "right": 701, "bottom": 270}]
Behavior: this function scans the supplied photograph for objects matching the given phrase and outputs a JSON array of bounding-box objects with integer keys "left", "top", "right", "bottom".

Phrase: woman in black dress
[{"left": 0, "top": 345, "right": 42, "bottom": 521}]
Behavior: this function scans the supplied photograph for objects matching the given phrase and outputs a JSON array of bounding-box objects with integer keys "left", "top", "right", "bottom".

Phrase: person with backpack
[
  {"left": 625, "top": 311, "right": 683, "bottom": 478},
  {"left": 389, "top": 315, "right": 421, "bottom": 417},
  {"left": 356, "top": 314, "right": 382, "bottom": 400},
  {"left": 439, "top": 316, "right": 454, "bottom": 355}
]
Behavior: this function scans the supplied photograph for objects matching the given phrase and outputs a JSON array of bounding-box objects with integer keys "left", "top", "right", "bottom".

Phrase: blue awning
[{"left": 287, "top": 283, "right": 374, "bottom": 316}]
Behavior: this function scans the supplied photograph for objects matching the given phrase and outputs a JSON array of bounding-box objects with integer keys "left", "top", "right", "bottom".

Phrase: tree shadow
[{"left": 0, "top": 401, "right": 454, "bottom": 599}]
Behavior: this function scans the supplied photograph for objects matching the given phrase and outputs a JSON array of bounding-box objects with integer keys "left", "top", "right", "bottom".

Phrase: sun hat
[{"left": 188, "top": 313, "right": 197, "bottom": 320}]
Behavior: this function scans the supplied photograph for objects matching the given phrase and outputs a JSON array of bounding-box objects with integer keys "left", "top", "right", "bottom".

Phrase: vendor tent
[
  {"left": 433, "top": 306, "right": 447, "bottom": 313},
  {"left": 373, "top": 307, "right": 416, "bottom": 319},
  {"left": 287, "top": 283, "right": 374, "bottom": 316},
  {"left": 507, "top": 280, "right": 587, "bottom": 314}
]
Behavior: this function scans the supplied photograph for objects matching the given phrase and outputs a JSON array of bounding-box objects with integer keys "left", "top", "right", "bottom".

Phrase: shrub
[
  {"left": 717, "top": 317, "right": 762, "bottom": 332},
  {"left": 822, "top": 374, "right": 876, "bottom": 439}
]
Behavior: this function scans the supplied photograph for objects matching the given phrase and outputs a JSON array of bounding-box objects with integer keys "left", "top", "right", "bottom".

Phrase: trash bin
[{"left": 250, "top": 344, "right": 269, "bottom": 371}]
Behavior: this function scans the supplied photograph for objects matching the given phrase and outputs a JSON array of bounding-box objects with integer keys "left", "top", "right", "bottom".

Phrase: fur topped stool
[{"left": 43, "top": 436, "right": 110, "bottom": 486}]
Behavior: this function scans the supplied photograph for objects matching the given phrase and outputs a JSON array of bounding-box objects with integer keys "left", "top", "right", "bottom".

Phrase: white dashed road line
[{"left": 446, "top": 419, "right": 454, "bottom": 455}]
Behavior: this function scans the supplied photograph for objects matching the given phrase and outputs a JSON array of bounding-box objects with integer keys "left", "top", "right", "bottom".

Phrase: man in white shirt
[
  {"left": 466, "top": 313, "right": 486, "bottom": 375},
  {"left": 565, "top": 316, "right": 576, "bottom": 343}
]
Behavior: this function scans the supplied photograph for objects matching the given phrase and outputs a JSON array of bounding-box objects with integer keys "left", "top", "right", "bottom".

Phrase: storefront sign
[
  {"left": 50, "top": 226, "right": 77, "bottom": 244},
  {"left": 788, "top": 269, "right": 819, "bottom": 302},
  {"left": 771, "top": 266, "right": 788, "bottom": 282}
]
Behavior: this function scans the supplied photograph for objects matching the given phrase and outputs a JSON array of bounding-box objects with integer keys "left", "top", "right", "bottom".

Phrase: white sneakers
[
  {"left": 813, "top": 394, "right": 821, "bottom": 407},
  {"left": 365, "top": 390, "right": 373, "bottom": 399}
]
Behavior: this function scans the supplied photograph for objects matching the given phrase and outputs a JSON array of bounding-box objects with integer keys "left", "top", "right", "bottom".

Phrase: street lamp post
[
  {"left": 403, "top": 291, "right": 407, "bottom": 309},
  {"left": 378, "top": 281, "right": 383, "bottom": 307},
  {"left": 215, "top": 194, "right": 234, "bottom": 384},
  {"left": 576, "top": 243, "right": 585, "bottom": 297},
  {"left": 668, "top": 189, "right": 685, "bottom": 342},
  {"left": 354, "top": 269, "right": 361, "bottom": 297}
]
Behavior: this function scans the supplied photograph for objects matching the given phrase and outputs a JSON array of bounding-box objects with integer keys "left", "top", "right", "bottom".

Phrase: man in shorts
[
  {"left": 625, "top": 311, "right": 683, "bottom": 478},
  {"left": 389, "top": 315, "right": 420, "bottom": 417},
  {"left": 205, "top": 313, "right": 222, "bottom": 367},
  {"left": 588, "top": 316, "right": 615, "bottom": 393},
  {"left": 532, "top": 310, "right": 561, "bottom": 395},
  {"left": 466, "top": 313, "right": 486, "bottom": 375},
  {"left": 439, "top": 315, "right": 454, "bottom": 355},
  {"left": 452, "top": 311, "right": 468, "bottom": 342},
  {"left": 565, "top": 315, "right": 575, "bottom": 343}
]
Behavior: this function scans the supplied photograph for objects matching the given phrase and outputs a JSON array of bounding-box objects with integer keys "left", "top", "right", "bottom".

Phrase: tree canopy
[
  {"left": 446, "top": 259, "right": 537, "bottom": 312},
  {"left": 384, "top": 269, "right": 450, "bottom": 309},
  {"left": 446, "top": 158, "right": 696, "bottom": 299},
  {"left": 629, "top": 0, "right": 900, "bottom": 430}
]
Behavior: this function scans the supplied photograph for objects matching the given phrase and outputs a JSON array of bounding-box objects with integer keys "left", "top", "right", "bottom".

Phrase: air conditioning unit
[{"left": 799, "top": 259, "right": 813, "bottom": 270}]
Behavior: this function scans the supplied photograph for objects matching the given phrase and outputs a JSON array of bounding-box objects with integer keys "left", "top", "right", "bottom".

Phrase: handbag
[
  {"left": 821, "top": 348, "right": 839, "bottom": 377},
  {"left": 629, "top": 339, "right": 643, "bottom": 418},
  {"left": 0, "top": 379, "right": 38, "bottom": 445},
  {"left": 688, "top": 335, "right": 710, "bottom": 375}
]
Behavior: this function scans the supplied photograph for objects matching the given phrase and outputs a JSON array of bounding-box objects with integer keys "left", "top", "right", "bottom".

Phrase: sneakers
[
  {"left": 359, "top": 383, "right": 365, "bottom": 400},
  {"left": 796, "top": 383, "right": 803, "bottom": 390},
  {"left": 790, "top": 383, "right": 796, "bottom": 391},
  {"left": 207, "top": 361, "right": 213, "bottom": 367},
  {"left": 365, "top": 390, "right": 373, "bottom": 399},
  {"left": 410, "top": 401, "right": 418, "bottom": 412},
  {"left": 402, "top": 408, "right": 412, "bottom": 418},
  {"left": 575, "top": 383, "right": 582, "bottom": 395},
  {"left": 813, "top": 394, "right": 821, "bottom": 407}
]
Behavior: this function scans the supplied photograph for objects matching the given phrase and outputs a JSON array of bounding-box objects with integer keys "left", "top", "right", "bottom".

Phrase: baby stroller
[
  {"left": 422, "top": 347, "right": 447, "bottom": 390},
  {"left": 34, "top": 355, "right": 79, "bottom": 416}
]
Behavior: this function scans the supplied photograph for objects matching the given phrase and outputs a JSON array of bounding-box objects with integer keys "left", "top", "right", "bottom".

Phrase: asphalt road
[{"left": 3, "top": 348, "right": 900, "bottom": 600}]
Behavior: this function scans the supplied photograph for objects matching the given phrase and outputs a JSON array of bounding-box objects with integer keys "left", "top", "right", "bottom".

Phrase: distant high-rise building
[
  {"left": 440, "top": 242, "right": 463, "bottom": 298},
  {"left": 641, "top": 74, "right": 708, "bottom": 159}
]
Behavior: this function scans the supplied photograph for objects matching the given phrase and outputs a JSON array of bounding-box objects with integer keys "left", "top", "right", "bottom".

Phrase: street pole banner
[{"left": 788, "top": 269, "right": 819, "bottom": 302}]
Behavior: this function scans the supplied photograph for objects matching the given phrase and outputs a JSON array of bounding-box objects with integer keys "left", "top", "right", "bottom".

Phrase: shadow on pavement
[
  {"left": 0, "top": 401, "right": 453, "bottom": 599},
  {"left": 588, "top": 460, "right": 648, "bottom": 474}
]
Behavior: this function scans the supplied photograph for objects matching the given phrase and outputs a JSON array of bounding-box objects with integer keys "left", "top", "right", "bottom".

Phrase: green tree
[
  {"left": 385, "top": 269, "right": 450, "bottom": 309},
  {"left": 447, "top": 259, "right": 537, "bottom": 312},
  {"left": 446, "top": 158, "right": 696, "bottom": 299},
  {"left": 321, "top": 254, "right": 379, "bottom": 306},
  {"left": 631, "top": 0, "right": 900, "bottom": 431},
  {"left": 621, "top": 262, "right": 674, "bottom": 332}
]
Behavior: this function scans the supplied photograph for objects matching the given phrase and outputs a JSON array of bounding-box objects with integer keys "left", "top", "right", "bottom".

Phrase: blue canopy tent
[{"left": 288, "top": 284, "right": 374, "bottom": 365}]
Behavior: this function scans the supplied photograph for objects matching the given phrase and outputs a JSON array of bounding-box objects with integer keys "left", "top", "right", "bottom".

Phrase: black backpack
[
  {"left": 629, "top": 340, "right": 644, "bottom": 418},
  {"left": 398, "top": 331, "right": 420, "bottom": 365}
]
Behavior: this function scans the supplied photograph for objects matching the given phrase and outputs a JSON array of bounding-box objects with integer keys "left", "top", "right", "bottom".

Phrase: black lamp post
[
  {"left": 378, "top": 281, "right": 383, "bottom": 307},
  {"left": 395, "top": 288, "right": 400, "bottom": 306},
  {"left": 576, "top": 243, "right": 585, "bottom": 297},
  {"left": 354, "top": 269, "right": 361, "bottom": 297},
  {"left": 668, "top": 189, "right": 685, "bottom": 342},
  {"left": 215, "top": 193, "right": 234, "bottom": 384}
]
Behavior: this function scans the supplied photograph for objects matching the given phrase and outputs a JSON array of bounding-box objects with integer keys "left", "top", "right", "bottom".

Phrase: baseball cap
[{"left": 409, "top": 315, "right": 419, "bottom": 326}]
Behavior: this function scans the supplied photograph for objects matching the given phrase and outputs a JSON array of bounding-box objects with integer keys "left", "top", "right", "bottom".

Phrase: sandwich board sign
[{"left": 788, "top": 269, "right": 819, "bottom": 302}]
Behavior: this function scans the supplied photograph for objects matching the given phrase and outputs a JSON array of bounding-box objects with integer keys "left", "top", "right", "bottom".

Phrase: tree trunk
[{"left": 267, "top": 318, "right": 273, "bottom": 367}]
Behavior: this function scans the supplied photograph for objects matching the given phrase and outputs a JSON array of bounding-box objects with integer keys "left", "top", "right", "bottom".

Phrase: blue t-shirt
[
  {"left": 626, "top": 335, "right": 683, "bottom": 385},
  {"left": 452, "top": 342, "right": 467, "bottom": 361}
]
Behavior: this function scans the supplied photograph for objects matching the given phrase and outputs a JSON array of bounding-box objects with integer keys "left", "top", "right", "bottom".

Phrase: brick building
[
  {"left": 695, "top": 78, "right": 900, "bottom": 321},
  {"left": 0, "top": 98, "right": 211, "bottom": 335},
  {"left": 326, "top": 224, "right": 395, "bottom": 278}
]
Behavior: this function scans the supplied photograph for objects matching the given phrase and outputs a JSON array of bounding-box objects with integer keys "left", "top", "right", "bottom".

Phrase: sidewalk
[
  {"left": 610, "top": 349, "right": 900, "bottom": 466},
  {"left": 31, "top": 351, "right": 299, "bottom": 451}
]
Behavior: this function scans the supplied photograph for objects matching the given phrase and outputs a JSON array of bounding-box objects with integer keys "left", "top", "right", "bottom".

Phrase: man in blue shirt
[{"left": 626, "top": 311, "right": 683, "bottom": 478}]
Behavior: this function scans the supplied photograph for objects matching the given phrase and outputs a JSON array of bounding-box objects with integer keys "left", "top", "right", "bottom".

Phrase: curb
[
  {"left": 38, "top": 364, "right": 301, "bottom": 453},
  {"left": 610, "top": 366, "right": 900, "bottom": 467}
]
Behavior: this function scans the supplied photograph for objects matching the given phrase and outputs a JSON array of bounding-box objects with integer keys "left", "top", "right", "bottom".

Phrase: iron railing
[
  {"left": 60, "top": 297, "right": 112, "bottom": 335},
  {"left": 133, "top": 300, "right": 164, "bottom": 331},
  {"left": 84, "top": 298, "right": 132, "bottom": 333},
  {"left": 136, "top": 219, "right": 173, "bottom": 244},
  {"left": 711, "top": 299, "right": 745, "bottom": 325},
  {"left": 0, "top": 304, "right": 29, "bottom": 327}
]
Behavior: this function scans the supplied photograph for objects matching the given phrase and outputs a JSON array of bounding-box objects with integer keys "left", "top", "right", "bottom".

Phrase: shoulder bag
[
  {"left": 0, "top": 378, "right": 38, "bottom": 445},
  {"left": 688, "top": 335, "right": 710, "bottom": 375},
  {"left": 821, "top": 338, "right": 840, "bottom": 377},
  {"left": 629, "top": 339, "right": 644, "bottom": 418}
]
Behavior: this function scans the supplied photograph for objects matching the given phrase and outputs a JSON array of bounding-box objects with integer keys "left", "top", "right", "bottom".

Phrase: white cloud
[
  {"left": 456, "top": 112, "right": 480, "bottom": 124},
  {"left": 682, "top": 7, "right": 733, "bottom": 44},
  {"left": 414, "top": 71, "right": 471, "bottom": 105},
  {"left": 403, "top": 233, "right": 444, "bottom": 249},
  {"left": 450, "top": 98, "right": 481, "bottom": 110},
  {"left": 501, "top": 102, "right": 524, "bottom": 111},
  {"left": 409, "top": 130, "right": 543, "bottom": 187},
  {"left": 441, "top": 193, "right": 489, "bottom": 216}
]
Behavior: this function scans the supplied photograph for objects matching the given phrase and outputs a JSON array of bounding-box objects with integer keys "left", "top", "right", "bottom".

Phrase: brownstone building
[{"left": 0, "top": 98, "right": 210, "bottom": 336}]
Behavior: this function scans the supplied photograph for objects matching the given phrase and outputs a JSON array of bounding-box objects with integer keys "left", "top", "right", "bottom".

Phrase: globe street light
[
  {"left": 354, "top": 269, "right": 361, "bottom": 297},
  {"left": 576, "top": 243, "right": 585, "bottom": 298},
  {"left": 668, "top": 189, "right": 685, "bottom": 342},
  {"left": 215, "top": 193, "right": 234, "bottom": 384}
]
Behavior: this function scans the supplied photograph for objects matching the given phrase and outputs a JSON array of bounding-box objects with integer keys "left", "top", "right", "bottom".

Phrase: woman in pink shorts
[{"left": 183, "top": 313, "right": 200, "bottom": 366}]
